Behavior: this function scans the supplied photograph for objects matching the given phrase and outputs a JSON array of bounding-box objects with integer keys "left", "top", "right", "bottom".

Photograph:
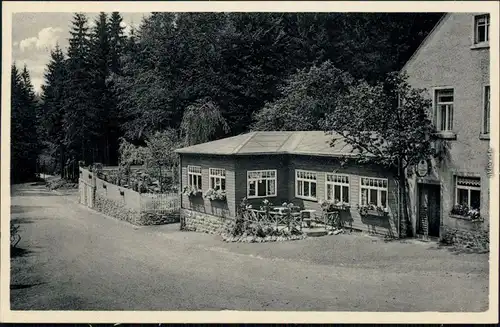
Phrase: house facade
[
  {"left": 402, "top": 13, "right": 491, "bottom": 244},
  {"left": 176, "top": 131, "right": 402, "bottom": 237}
]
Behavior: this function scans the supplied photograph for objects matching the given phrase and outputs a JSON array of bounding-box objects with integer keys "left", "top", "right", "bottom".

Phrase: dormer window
[{"left": 474, "top": 14, "right": 490, "bottom": 45}]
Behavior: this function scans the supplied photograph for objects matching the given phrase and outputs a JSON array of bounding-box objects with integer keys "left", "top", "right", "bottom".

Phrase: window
[
  {"left": 455, "top": 177, "right": 481, "bottom": 210},
  {"left": 474, "top": 14, "right": 490, "bottom": 44},
  {"left": 247, "top": 170, "right": 276, "bottom": 198},
  {"left": 483, "top": 85, "right": 490, "bottom": 134},
  {"left": 325, "top": 174, "right": 350, "bottom": 204},
  {"left": 187, "top": 166, "right": 202, "bottom": 189},
  {"left": 209, "top": 168, "right": 226, "bottom": 191},
  {"left": 360, "top": 177, "right": 388, "bottom": 208},
  {"left": 295, "top": 170, "right": 317, "bottom": 200},
  {"left": 435, "top": 89, "right": 454, "bottom": 131}
]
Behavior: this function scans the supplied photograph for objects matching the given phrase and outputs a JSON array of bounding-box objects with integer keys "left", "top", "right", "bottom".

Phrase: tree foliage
[
  {"left": 40, "top": 45, "right": 67, "bottom": 175},
  {"left": 180, "top": 98, "right": 230, "bottom": 146},
  {"left": 322, "top": 72, "right": 439, "bottom": 237},
  {"left": 11, "top": 64, "right": 40, "bottom": 183},
  {"left": 63, "top": 12, "right": 96, "bottom": 172},
  {"left": 31, "top": 11, "right": 443, "bottom": 183},
  {"left": 118, "top": 129, "right": 181, "bottom": 191},
  {"left": 252, "top": 61, "right": 354, "bottom": 131},
  {"left": 322, "top": 72, "right": 436, "bottom": 170}
]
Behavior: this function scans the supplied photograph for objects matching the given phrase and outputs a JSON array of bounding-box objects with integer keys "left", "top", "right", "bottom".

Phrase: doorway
[{"left": 417, "top": 183, "right": 441, "bottom": 238}]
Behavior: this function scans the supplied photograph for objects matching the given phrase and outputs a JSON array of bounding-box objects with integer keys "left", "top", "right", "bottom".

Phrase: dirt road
[{"left": 10, "top": 183, "right": 489, "bottom": 311}]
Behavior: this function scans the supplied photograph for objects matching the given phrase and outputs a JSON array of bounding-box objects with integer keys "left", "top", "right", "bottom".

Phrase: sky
[{"left": 12, "top": 12, "right": 150, "bottom": 93}]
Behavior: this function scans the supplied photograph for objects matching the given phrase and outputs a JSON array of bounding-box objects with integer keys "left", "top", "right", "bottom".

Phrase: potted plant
[
  {"left": 204, "top": 188, "right": 227, "bottom": 201},
  {"left": 182, "top": 185, "right": 203, "bottom": 198},
  {"left": 260, "top": 199, "right": 274, "bottom": 211}
]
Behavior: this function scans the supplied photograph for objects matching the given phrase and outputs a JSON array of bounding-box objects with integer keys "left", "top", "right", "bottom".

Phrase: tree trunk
[
  {"left": 398, "top": 160, "right": 413, "bottom": 238},
  {"left": 159, "top": 165, "right": 163, "bottom": 193},
  {"left": 106, "top": 135, "right": 110, "bottom": 166},
  {"left": 59, "top": 144, "right": 65, "bottom": 178}
]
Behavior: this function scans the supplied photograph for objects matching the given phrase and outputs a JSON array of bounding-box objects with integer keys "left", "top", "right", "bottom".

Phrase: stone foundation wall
[
  {"left": 181, "top": 208, "right": 229, "bottom": 234},
  {"left": 440, "top": 226, "right": 489, "bottom": 252}
]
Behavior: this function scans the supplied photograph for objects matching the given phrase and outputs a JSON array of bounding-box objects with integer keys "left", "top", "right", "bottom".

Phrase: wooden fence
[
  {"left": 140, "top": 192, "right": 180, "bottom": 212},
  {"left": 239, "top": 208, "right": 349, "bottom": 232},
  {"left": 240, "top": 209, "right": 303, "bottom": 232}
]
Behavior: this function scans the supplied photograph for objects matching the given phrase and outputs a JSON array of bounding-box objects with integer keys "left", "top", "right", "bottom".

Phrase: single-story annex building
[{"left": 175, "top": 131, "right": 403, "bottom": 237}]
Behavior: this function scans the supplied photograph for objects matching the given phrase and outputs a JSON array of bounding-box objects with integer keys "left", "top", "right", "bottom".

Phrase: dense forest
[{"left": 11, "top": 12, "right": 443, "bottom": 183}]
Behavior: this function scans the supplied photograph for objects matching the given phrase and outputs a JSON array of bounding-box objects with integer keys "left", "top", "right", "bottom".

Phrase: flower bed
[
  {"left": 221, "top": 198, "right": 305, "bottom": 242},
  {"left": 96, "top": 166, "right": 178, "bottom": 194},
  {"left": 222, "top": 233, "right": 307, "bottom": 243}
]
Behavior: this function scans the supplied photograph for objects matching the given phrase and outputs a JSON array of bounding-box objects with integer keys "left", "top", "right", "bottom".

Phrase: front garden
[{"left": 221, "top": 198, "right": 355, "bottom": 243}]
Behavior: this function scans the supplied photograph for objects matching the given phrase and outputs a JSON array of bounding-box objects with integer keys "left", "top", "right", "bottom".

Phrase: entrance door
[{"left": 417, "top": 184, "right": 441, "bottom": 237}]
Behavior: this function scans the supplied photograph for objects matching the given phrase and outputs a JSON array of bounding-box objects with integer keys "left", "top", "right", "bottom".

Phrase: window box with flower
[
  {"left": 450, "top": 204, "right": 483, "bottom": 222},
  {"left": 204, "top": 168, "right": 227, "bottom": 201},
  {"left": 204, "top": 188, "right": 227, "bottom": 201},
  {"left": 358, "top": 204, "right": 388, "bottom": 217},
  {"left": 182, "top": 185, "right": 203, "bottom": 198},
  {"left": 319, "top": 199, "right": 350, "bottom": 212}
]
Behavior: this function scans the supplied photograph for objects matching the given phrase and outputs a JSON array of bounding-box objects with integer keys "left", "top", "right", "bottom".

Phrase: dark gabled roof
[{"left": 175, "top": 131, "right": 371, "bottom": 158}]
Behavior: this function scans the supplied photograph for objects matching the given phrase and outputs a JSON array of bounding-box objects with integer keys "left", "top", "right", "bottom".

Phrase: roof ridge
[
  {"left": 286, "top": 131, "right": 306, "bottom": 153},
  {"left": 276, "top": 132, "right": 296, "bottom": 152},
  {"left": 231, "top": 132, "right": 257, "bottom": 154}
]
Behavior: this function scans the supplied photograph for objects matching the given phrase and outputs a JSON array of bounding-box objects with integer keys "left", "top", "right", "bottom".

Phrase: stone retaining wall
[
  {"left": 138, "top": 211, "right": 180, "bottom": 225},
  {"left": 440, "top": 226, "right": 489, "bottom": 252},
  {"left": 95, "top": 194, "right": 141, "bottom": 225},
  {"left": 80, "top": 167, "right": 180, "bottom": 226},
  {"left": 181, "top": 208, "right": 228, "bottom": 234}
]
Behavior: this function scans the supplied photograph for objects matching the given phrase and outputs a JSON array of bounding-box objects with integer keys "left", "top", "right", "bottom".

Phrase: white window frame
[
  {"left": 295, "top": 169, "right": 318, "bottom": 201},
  {"left": 209, "top": 168, "right": 226, "bottom": 191},
  {"left": 187, "top": 165, "right": 202, "bottom": 190},
  {"left": 247, "top": 169, "right": 277, "bottom": 199},
  {"left": 455, "top": 176, "right": 481, "bottom": 209},
  {"left": 359, "top": 177, "right": 389, "bottom": 208},
  {"left": 482, "top": 85, "right": 490, "bottom": 135},
  {"left": 474, "top": 14, "right": 490, "bottom": 45},
  {"left": 434, "top": 88, "right": 454, "bottom": 132},
  {"left": 325, "top": 173, "right": 350, "bottom": 204}
]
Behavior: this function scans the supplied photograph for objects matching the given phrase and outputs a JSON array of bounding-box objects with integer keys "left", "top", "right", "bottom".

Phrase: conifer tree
[
  {"left": 89, "top": 12, "right": 111, "bottom": 164},
  {"left": 40, "top": 45, "right": 67, "bottom": 176},
  {"left": 108, "top": 12, "right": 127, "bottom": 75},
  {"left": 106, "top": 12, "right": 127, "bottom": 164},
  {"left": 11, "top": 64, "right": 40, "bottom": 183},
  {"left": 63, "top": 12, "right": 96, "bottom": 176}
]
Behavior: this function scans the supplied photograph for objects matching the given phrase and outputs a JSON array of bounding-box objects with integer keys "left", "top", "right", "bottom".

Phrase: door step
[
  {"left": 306, "top": 230, "right": 328, "bottom": 237},
  {"left": 415, "top": 234, "right": 439, "bottom": 242},
  {"left": 303, "top": 228, "right": 329, "bottom": 237}
]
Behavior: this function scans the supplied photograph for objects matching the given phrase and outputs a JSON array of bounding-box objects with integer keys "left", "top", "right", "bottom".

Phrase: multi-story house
[
  {"left": 175, "top": 13, "right": 492, "bottom": 247},
  {"left": 402, "top": 13, "right": 491, "bottom": 246}
]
